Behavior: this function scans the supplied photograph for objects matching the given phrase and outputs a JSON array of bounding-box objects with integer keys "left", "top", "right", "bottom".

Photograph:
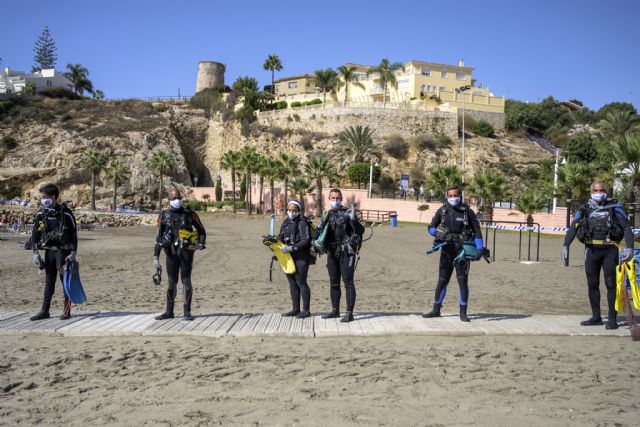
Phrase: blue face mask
[
  {"left": 40, "top": 198, "right": 53, "bottom": 208},
  {"left": 591, "top": 193, "right": 606, "bottom": 202},
  {"left": 169, "top": 199, "right": 182, "bottom": 209},
  {"left": 447, "top": 197, "right": 461, "bottom": 206}
]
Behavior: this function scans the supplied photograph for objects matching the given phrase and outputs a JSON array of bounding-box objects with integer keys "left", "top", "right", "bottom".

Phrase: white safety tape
[{"left": 481, "top": 224, "right": 640, "bottom": 234}]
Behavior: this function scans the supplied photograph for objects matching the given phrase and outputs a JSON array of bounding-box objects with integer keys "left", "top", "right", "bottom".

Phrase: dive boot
[
  {"left": 30, "top": 311, "right": 50, "bottom": 321},
  {"left": 580, "top": 316, "right": 603, "bottom": 326},
  {"left": 296, "top": 311, "right": 311, "bottom": 319},
  {"left": 605, "top": 314, "right": 618, "bottom": 330},
  {"left": 322, "top": 309, "right": 340, "bottom": 319},
  {"left": 183, "top": 312, "right": 194, "bottom": 321},
  {"left": 459, "top": 305, "right": 470, "bottom": 322},
  {"left": 282, "top": 309, "right": 300, "bottom": 317},
  {"left": 340, "top": 312, "right": 354, "bottom": 323},
  {"left": 422, "top": 304, "right": 442, "bottom": 318}
]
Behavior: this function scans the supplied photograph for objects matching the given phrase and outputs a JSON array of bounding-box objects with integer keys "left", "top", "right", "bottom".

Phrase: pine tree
[{"left": 33, "top": 26, "right": 58, "bottom": 72}]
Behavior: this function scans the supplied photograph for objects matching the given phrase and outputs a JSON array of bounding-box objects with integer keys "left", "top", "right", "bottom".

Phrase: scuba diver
[
  {"left": 314, "top": 188, "right": 365, "bottom": 323},
  {"left": 423, "top": 185, "right": 483, "bottom": 322},
  {"left": 561, "top": 180, "right": 634, "bottom": 329},
  {"left": 153, "top": 188, "right": 206, "bottom": 321},
  {"left": 278, "top": 200, "right": 312, "bottom": 318},
  {"left": 29, "top": 183, "right": 78, "bottom": 321}
]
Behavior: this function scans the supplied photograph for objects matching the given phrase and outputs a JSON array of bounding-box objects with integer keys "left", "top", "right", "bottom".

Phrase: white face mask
[
  {"left": 330, "top": 200, "right": 342, "bottom": 209},
  {"left": 591, "top": 193, "right": 606, "bottom": 202},
  {"left": 169, "top": 199, "right": 182, "bottom": 209},
  {"left": 287, "top": 211, "right": 299, "bottom": 220},
  {"left": 40, "top": 198, "right": 53, "bottom": 208},
  {"left": 447, "top": 197, "right": 461, "bottom": 206}
]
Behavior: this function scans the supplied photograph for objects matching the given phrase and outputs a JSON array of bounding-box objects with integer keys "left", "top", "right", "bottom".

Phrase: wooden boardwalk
[{"left": 0, "top": 311, "right": 635, "bottom": 338}]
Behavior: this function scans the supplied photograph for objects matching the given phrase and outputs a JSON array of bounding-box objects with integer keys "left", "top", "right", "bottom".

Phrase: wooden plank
[
  {"left": 0, "top": 312, "right": 25, "bottom": 322},
  {"left": 200, "top": 314, "right": 242, "bottom": 337}
]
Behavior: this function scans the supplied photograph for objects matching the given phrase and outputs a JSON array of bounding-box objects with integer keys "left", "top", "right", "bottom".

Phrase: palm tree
[
  {"left": 468, "top": 170, "right": 510, "bottom": 222},
  {"left": 254, "top": 154, "right": 267, "bottom": 213},
  {"left": 340, "top": 125, "right": 378, "bottom": 162},
  {"left": 598, "top": 110, "right": 640, "bottom": 140},
  {"left": 304, "top": 156, "right": 334, "bottom": 216},
  {"left": 288, "top": 177, "right": 313, "bottom": 214},
  {"left": 262, "top": 158, "right": 284, "bottom": 213},
  {"left": 426, "top": 165, "right": 464, "bottom": 199},
  {"left": 367, "top": 58, "right": 403, "bottom": 108},
  {"left": 263, "top": 54, "right": 283, "bottom": 97},
  {"left": 220, "top": 150, "right": 242, "bottom": 213},
  {"left": 314, "top": 68, "right": 337, "bottom": 106},
  {"left": 279, "top": 153, "right": 300, "bottom": 206},
  {"left": 609, "top": 132, "right": 640, "bottom": 192},
  {"left": 559, "top": 162, "right": 592, "bottom": 203},
  {"left": 337, "top": 65, "right": 365, "bottom": 106},
  {"left": 63, "top": 63, "right": 94, "bottom": 96},
  {"left": 239, "top": 146, "right": 259, "bottom": 215},
  {"left": 81, "top": 149, "right": 106, "bottom": 211},
  {"left": 516, "top": 189, "right": 546, "bottom": 226},
  {"left": 148, "top": 150, "right": 175, "bottom": 212},
  {"left": 104, "top": 160, "right": 130, "bottom": 212}
]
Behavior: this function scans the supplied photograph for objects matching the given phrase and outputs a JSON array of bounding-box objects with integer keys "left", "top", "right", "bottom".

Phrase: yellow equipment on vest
[{"left": 178, "top": 229, "right": 199, "bottom": 250}]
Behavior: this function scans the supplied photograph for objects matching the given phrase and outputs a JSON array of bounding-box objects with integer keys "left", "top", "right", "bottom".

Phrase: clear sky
[{"left": 1, "top": 0, "right": 638, "bottom": 110}]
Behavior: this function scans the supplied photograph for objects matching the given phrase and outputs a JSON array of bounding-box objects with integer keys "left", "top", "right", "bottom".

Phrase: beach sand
[{"left": 1, "top": 216, "right": 638, "bottom": 425}]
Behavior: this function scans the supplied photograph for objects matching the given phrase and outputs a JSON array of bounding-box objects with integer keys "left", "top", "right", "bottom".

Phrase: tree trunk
[
  {"left": 231, "top": 167, "right": 237, "bottom": 214},
  {"left": 246, "top": 172, "right": 251, "bottom": 216},
  {"left": 299, "top": 192, "right": 305, "bottom": 215},
  {"left": 344, "top": 83, "right": 348, "bottom": 107},
  {"left": 270, "top": 180, "right": 275, "bottom": 213},
  {"left": 284, "top": 177, "right": 289, "bottom": 207},
  {"left": 259, "top": 176, "right": 264, "bottom": 214},
  {"left": 383, "top": 84, "right": 387, "bottom": 109},
  {"left": 271, "top": 69, "right": 275, "bottom": 95},
  {"left": 91, "top": 171, "right": 96, "bottom": 211},
  {"left": 323, "top": 89, "right": 326, "bottom": 107},
  {"left": 158, "top": 170, "right": 163, "bottom": 212},
  {"left": 316, "top": 178, "right": 323, "bottom": 216},
  {"left": 112, "top": 180, "right": 117, "bottom": 212}
]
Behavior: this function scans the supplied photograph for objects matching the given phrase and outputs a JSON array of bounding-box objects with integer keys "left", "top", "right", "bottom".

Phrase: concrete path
[{"left": 0, "top": 311, "right": 636, "bottom": 338}]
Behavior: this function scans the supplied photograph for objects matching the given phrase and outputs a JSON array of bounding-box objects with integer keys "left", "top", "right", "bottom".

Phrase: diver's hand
[
  {"left": 344, "top": 206, "right": 356, "bottom": 221},
  {"left": 195, "top": 243, "right": 205, "bottom": 251},
  {"left": 281, "top": 245, "right": 293, "bottom": 254},
  {"left": 65, "top": 251, "right": 77, "bottom": 263},
  {"left": 560, "top": 246, "right": 568, "bottom": 263},
  {"left": 473, "top": 251, "right": 483, "bottom": 261},
  {"left": 33, "top": 253, "right": 43, "bottom": 267},
  {"left": 622, "top": 248, "right": 634, "bottom": 262},
  {"left": 436, "top": 230, "right": 449, "bottom": 241},
  {"left": 153, "top": 256, "right": 161, "bottom": 269}
]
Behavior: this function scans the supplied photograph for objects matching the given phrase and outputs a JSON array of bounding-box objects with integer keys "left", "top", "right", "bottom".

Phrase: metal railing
[
  {"left": 257, "top": 100, "right": 441, "bottom": 119},
  {"left": 481, "top": 220, "right": 541, "bottom": 262},
  {"left": 104, "top": 96, "right": 192, "bottom": 102},
  {"left": 359, "top": 209, "right": 396, "bottom": 223}
]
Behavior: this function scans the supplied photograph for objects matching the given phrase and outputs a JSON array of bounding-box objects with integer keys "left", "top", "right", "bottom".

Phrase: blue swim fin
[{"left": 63, "top": 261, "right": 87, "bottom": 305}]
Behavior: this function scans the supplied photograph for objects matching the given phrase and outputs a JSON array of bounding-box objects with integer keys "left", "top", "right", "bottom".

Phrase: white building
[{"left": 0, "top": 68, "right": 74, "bottom": 95}]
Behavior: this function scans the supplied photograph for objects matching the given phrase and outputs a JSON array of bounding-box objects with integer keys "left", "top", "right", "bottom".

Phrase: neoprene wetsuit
[{"left": 278, "top": 216, "right": 311, "bottom": 313}]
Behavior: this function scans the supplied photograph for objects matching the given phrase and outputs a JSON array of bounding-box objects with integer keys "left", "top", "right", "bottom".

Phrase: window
[
  {"left": 421, "top": 67, "right": 431, "bottom": 76},
  {"left": 421, "top": 84, "right": 437, "bottom": 93},
  {"left": 456, "top": 71, "right": 466, "bottom": 81},
  {"left": 288, "top": 81, "right": 298, "bottom": 89},
  {"left": 439, "top": 86, "right": 446, "bottom": 92},
  {"left": 441, "top": 70, "right": 448, "bottom": 79}
]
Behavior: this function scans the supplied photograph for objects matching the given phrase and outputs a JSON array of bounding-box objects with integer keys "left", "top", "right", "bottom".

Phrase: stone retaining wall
[{"left": 460, "top": 109, "right": 505, "bottom": 129}]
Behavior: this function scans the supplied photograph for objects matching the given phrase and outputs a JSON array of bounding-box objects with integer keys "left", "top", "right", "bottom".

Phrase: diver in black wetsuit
[
  {"left": 314, "top": 188, "right": 364, "bottom": 323},
  {"left": 561, "top": 180, "right": 634, "bottom": 329},
  {"left": 423, "top": 185, "right": 483, "bottom": 322},
  {"left": 153, "top": 188, "right": 206, "bottom": 321},
  {"left": 30, "top": 183, "right": 78, "bottom": 321},
  {"left": 278, "top": 200, "right": 312, "bottom": 318}
]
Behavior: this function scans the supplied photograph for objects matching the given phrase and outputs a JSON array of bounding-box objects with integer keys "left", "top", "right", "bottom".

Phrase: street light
[
  {"left": 368, "top": 156, "right": 379, "bottom": 198},
  {"left": 194, "top": 177, "right": 198, "bottom": 187},
  {"left": 455, "top": 84, "right": 472, "bottom": 183}
]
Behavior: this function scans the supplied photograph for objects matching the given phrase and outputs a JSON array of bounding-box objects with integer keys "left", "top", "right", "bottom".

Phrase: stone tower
[{"left": 195, "top": 61, "right": 226, "bottom": 93}]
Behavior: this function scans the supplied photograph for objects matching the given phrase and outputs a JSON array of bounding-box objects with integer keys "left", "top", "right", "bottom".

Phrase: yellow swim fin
[
  {"left": 626, "top": 259, "right": 640, "bottom": 310},
  {"left": 262, "top": 236, "right": 296, "bottom": 275},
  {"left": 615, "top": 262, "right": 626, "bottom": 313}
]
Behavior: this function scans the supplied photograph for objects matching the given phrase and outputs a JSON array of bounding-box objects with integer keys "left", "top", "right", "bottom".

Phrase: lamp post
[
  {"left": 455, "top": 84, "right": 471, "bottom": 183},
  {"left": 368, "top": 156, "right": 379, "bottom": 198},
  {"left": 552, "top": 149, "right": 560, "bottom": 213}
]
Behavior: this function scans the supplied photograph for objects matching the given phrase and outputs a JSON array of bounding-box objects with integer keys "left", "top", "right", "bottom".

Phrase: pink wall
[{"left": 191, "top": 186, "right": 569, "bottom": 233}]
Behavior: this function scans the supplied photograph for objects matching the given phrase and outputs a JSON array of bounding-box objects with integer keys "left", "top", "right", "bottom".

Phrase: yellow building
[{"left": 272, "top": 59, "right": 504, "bottom": 114}]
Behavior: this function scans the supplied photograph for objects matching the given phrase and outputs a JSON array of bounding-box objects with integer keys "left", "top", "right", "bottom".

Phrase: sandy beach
[{"left": 1, "top": 216, "right": 639, "bottom": 425}]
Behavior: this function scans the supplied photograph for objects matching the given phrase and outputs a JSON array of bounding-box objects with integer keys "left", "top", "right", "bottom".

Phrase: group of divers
[{"left": 26, "top": 180, "right": 635, "bottom": 330}]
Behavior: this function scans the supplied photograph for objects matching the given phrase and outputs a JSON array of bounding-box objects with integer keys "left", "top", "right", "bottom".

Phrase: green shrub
[
  {"left": 60, "top": 113, "right": 73, "bottom": 122},
  {"left": 291, "top": 101, "right": 302, "bottom": 108},
  {"left": 383, "top": 135, "right": 409, "bottom": 160},
  {"left": 215, "top": 178, "right": 223, "bottom": 202},
  {"left": 436, "top": 133, "right": 453, "bottom": 146},
  {"left": 40, "top": 111, "right": 55, "bottom": 122},
  {"left": 153, "top": 103, "right": 168, "bottom": 112},
  {"left": 411, "top": 134, "right": 438, "bottom": 151},
  {"left": 308, "top": 98, "right": 322, "bottom": 105},
  {"left": 190, "top": 87, "right": 224, "bottom": 113},
  {"left": 347, "top": 162, "right": 380, "bottom": 189},
  {"left": 275, "top": 100, "right": 288, "bottom": 110},
  {"left": 39, "top": 87, "right": 81, "bottom": 100},
  {"left": 2, "top": 136, "right": 17, "bottom": 149},
  {"left": 471, "top": 120, "right": 495, "bottom": 137},
  {"left": 292, "top": 113, "right": 300, "bottom": 122}
]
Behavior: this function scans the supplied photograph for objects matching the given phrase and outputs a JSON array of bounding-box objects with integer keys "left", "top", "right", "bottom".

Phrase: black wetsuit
[
  {"left": 278, "top": 216, "right": 311, "bottom": 312},
  {"left": 317, "top": 207, "right": 361, "bottom": 314},
  {"left": 154, "top": 206, "right": 206, "bottom": 316},
  {"left": 31, "top": 204, "right": 77, "bottom": 316},
  {"left": 563, "top": 200, "right": 633, "bottom": 324},
  {"left": 428, "top": 202, "right": 482, "bottom": 308}
]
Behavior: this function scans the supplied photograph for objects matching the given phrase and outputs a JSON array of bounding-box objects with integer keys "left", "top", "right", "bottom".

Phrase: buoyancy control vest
[
  {"left": 576, "top": 202, "right": 625, "bottom": 244},
  {"left": 159, "top": 207, "right": 199, "bottom": 251},
  {"left": 35, "top": 205, "right": 73, "bottom": 250},
  {"left": 438, "top": 203, "right": 475, "bottom": 241}
]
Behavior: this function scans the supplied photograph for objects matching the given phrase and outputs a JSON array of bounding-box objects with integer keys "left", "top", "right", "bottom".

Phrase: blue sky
[{"left": 1, "top": 0, "right": 638, "bottom": 110}]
